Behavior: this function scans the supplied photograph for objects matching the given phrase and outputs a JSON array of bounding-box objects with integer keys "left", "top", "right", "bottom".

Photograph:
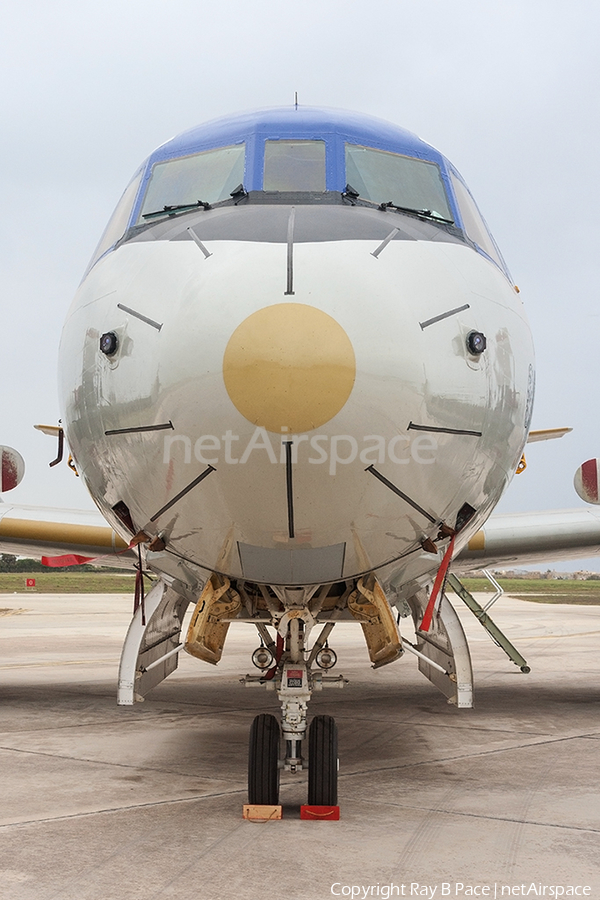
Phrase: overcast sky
[{"left": 2, "top": 0, "right": 599, "bottom": 569}]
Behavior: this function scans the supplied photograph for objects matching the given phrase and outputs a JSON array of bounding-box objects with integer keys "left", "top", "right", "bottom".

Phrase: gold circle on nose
[{"left": 223, "top": 303, "right": 356, "bottom": 433}]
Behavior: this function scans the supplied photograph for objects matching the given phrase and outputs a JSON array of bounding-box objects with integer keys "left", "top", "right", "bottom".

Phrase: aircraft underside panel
[
  {"left": 407, "top": 588, "right": 473, "bottom": 708},
  {"left": 238, "top": 542, "right": 346, "bottom": 585}
]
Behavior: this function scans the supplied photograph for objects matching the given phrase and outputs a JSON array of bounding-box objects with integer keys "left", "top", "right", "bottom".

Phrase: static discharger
[
  {"left": 284, "top": 440, "right": 295, "bottom": 538},
  {"left": 408, "top": 421, "right": 482, "bottom": 438},
  {"left": 150, "top": 465, "right": 216, "bottom": 522},
  {"left": 105, "top": 421, "right": 174, "bottom": 436},
  {"left": 419, "top": 303, "right": 470, "bottom": 330},
  {"left": 284, "top": 207, "right": 296, "bottom": 295},
  {"left": 117, "top": 303, "right": 163, "bottom": 331},
  {"left": 187, "top": 227, "right": 213, "bottom": 259},
  {"left": 365, "top": 465, "right": 437, "bottom": 524},
  {"left": 371, "top": 228, "right": 400, "bottom": 259}
]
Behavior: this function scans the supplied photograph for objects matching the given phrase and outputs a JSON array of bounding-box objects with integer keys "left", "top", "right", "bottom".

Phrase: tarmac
[{"left": 0, "top": 590, "right": 599, "bottom": 900}]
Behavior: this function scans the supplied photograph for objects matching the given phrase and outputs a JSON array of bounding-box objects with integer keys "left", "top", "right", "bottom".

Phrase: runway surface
[{"left": 1, "top": 591, "right": 599, "bottom": 900}]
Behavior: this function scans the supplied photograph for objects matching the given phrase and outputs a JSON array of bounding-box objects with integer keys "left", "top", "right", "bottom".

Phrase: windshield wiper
[
  {"left": 378, "top": 201, "right": 454, "bottom": 225},
  {"left": 342, "top": 183, "right": 360, "bottom": 205},
  {"left": 142, "top": 200, "right": 212, "bottom": 220}
]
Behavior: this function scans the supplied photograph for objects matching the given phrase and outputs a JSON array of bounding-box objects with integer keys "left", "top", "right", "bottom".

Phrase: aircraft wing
[
  {"left": 526, "top": 427, "right": 572, "bottom": 443},
  {"left": 2, "top": 501, "right": 600, "bottom": 575},
  {"left": 0, "top": 502, "right": 136, "bottom": 569},
  {"left": 455, "top": 508, "right": 600, "bottom": 571}
]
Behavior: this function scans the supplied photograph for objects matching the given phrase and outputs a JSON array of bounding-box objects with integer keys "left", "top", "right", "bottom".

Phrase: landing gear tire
[
  {"left": 308, "top": 715, "right": 338, "bottom": 805},
  {"left": 248, "top": 713, "right": 280, "bottom": 805}
]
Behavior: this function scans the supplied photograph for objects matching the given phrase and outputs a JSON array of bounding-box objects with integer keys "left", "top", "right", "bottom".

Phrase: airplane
[{"left": 2, "top": 106, "right": 600, "bottom": 813}]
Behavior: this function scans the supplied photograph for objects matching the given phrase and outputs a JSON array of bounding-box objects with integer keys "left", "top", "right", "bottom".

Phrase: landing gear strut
[{"left": 243, "top": 606, "right": 344, "bottom": 809}]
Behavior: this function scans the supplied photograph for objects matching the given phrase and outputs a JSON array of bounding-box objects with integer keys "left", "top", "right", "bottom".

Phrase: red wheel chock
[{"left": 300, "top": 805, "right": 340, "bottom": 820}]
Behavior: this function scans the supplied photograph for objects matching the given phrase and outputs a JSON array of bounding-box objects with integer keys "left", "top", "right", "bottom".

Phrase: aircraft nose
[{"left": 222, "top": 303, "right": 356, "bottom": 433}]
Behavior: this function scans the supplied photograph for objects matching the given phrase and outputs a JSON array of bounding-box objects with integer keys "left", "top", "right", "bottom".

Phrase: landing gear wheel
[
  {"left": 308, "top": 715, "right": 338, "bottom": 805},
  {"left": 248, "top": 714, "right": 280, "bottom": 805}
]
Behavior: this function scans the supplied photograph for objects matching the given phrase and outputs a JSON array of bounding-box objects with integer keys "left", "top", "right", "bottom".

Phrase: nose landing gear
[{"left": 243, "top": 615, "right": 344, "bottom": 810}]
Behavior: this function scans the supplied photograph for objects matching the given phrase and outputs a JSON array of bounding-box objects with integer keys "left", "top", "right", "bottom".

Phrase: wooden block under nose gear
[{"left": 242, "top": 804, "right": 282, "bottom": 821}]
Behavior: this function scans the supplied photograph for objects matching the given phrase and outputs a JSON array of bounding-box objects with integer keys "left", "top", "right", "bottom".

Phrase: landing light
[
  {"left": 466, "top": 331, "right": 487, "bottom": 355},
  {"left": 315, "top": 647, "right": 337, "bottom": 670},
  {"left": 100, "top": 332, "right": 119, "bottom": 356},
  {"left": 252, "top": 646, "right": 274, "bottom": 669}
]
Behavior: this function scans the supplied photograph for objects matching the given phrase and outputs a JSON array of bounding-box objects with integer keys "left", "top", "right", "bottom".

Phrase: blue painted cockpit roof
[
  {"left": 130, "top": 106, "right": 456, "bottom": 221},
  {"left": 150, "top": 105, "right": 443, "bottom": 168},
  {"left": 90, "top": 106, "right": 510, "bottom": 283}
]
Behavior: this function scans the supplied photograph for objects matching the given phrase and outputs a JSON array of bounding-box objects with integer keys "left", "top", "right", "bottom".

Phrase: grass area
[
  {"left": 2, "top": 572, "right": 599, "bottom": 603},
  {"left": 0, "top": 572, "right": 137, "bottom": 593},
  {"left": 460, "top": 578, "right": 600, "bottom": 605}
]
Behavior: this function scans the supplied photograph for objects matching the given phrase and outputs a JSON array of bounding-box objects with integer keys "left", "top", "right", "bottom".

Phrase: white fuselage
[{"left": 59, "top": 206, "right": 534, "bottom": 595}]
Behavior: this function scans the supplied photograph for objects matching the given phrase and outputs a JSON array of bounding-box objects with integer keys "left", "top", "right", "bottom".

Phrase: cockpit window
[
  {"left": 345, "top": 144, "right": 452, "bottom": 221},
  {"left": 137, "top": 144, "right": 245, "bottom": 221},
  {"left": 263, "top": 140, "right": 326, "bottom": 191},
  {"left": 86, "top": 167, "right": 144, "bottom": 272},
  {"left": 449, "top": 172, "right": 505, "bottom": 270}
]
